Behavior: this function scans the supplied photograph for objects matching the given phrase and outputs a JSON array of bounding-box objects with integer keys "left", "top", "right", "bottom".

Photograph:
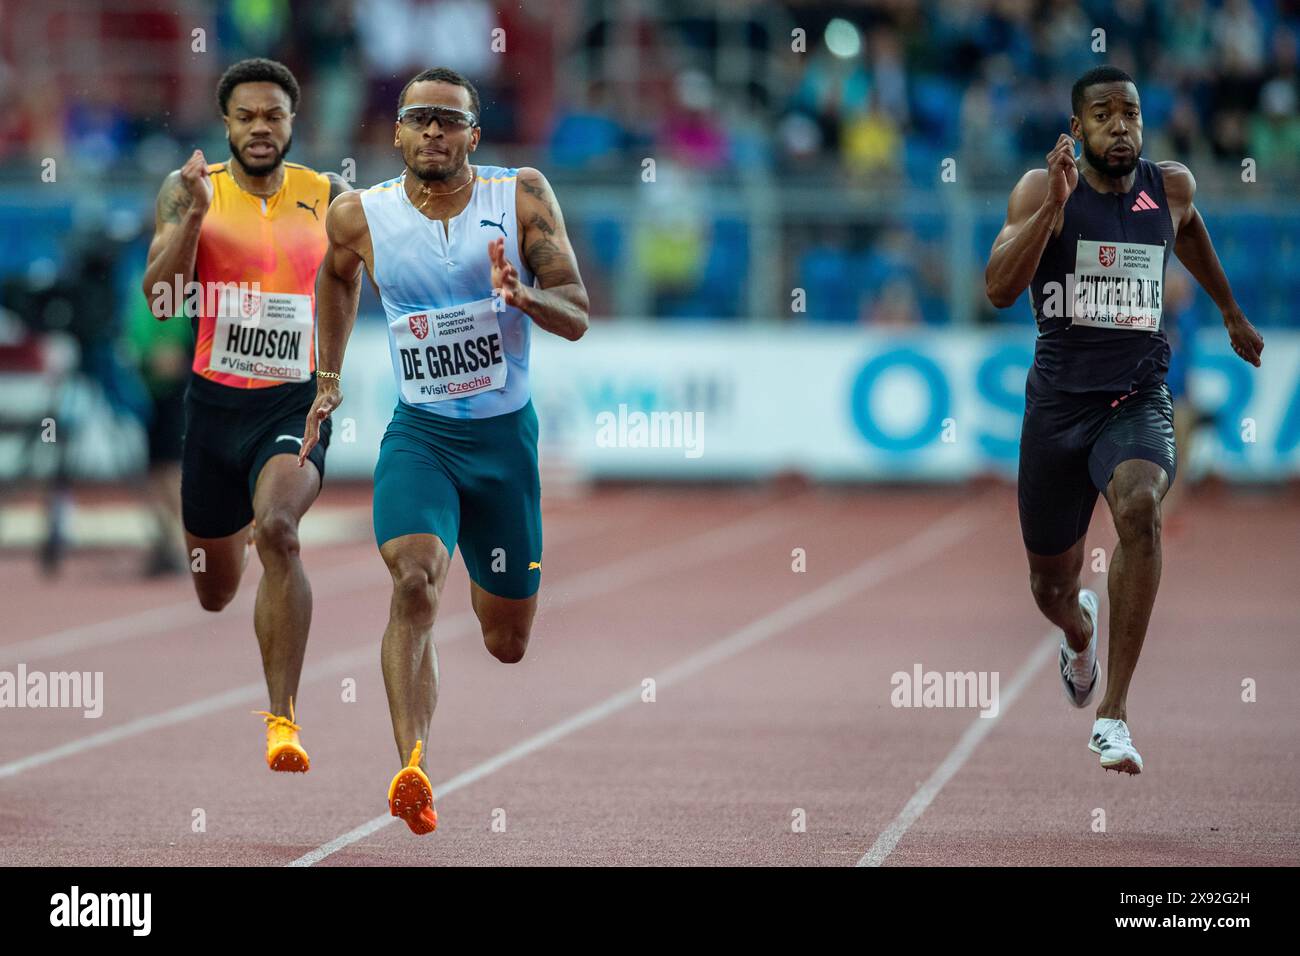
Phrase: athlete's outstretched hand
[
  {"left": 300, "top": 380, "right": 342, "bottom": 467},
  {"left": 488, "top": 236, "right": 530, "bottom": 311},
  {"left": 180, "top": 149, "right": 214, "bottom": 212},
  {"left": 1225, "top": 308, "right": 1264, "bottom": 367},
  {"left": 1046, "top": 134, "right": 1079, "bottom": 206}
]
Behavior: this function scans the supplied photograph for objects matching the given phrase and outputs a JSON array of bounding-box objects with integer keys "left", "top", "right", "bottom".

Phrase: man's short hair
[
  {"left": 1071, "top": 66, "right": 1136, "bottom": 117},
  {"left": 217, "top": 58, "right": 301, "bottom": 115}
]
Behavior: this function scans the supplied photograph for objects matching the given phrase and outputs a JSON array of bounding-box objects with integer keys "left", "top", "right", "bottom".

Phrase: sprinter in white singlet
[{"left": 299, "top": 67, "right": 589, "bottom": 835}]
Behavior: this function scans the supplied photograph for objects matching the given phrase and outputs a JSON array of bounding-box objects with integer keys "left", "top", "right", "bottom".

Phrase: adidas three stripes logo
[{"left": 1130, "top": 190, "right": 1160, "bottom": 212}]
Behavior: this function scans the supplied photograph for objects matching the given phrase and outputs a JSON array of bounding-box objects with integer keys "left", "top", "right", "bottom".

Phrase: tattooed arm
[
  {"left": 488, "top": 166, "right": 589, "bottom": 341},
  {"left": 141, "top": 149, "right": 213, "bottom": 318}
]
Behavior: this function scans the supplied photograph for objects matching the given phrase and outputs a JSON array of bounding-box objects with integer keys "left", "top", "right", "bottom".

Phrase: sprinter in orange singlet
[{"left": 141, "top": 59, "right": 348, "bottom": 774}]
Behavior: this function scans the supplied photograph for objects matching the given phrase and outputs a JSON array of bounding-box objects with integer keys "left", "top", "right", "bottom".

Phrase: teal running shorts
[{"left": 373, "top": 399, "right": 542, "bottom": 599}]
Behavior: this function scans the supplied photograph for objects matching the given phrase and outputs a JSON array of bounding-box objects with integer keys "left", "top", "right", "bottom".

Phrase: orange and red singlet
[{"left": 192, "top": 161, "right": 330, "bottom": 389}]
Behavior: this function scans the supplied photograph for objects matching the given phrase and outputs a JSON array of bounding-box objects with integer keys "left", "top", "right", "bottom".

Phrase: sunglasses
[{"left": 397, "top": 105, "right": 478, "bottom": 131}]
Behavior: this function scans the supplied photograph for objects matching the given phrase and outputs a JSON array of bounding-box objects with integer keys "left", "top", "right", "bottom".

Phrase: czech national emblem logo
[
  {"left": 240, "top": 291, "right": 262, "bottom": 318},
  {"left": 409, "top": 313, "right": 429, "bottom": 339},
  {"left": 1098, "top": 245, "right": 1117, "bottom": 267}
]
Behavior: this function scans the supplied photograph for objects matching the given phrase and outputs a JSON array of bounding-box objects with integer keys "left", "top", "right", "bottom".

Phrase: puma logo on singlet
[
  {"left": 297, "top": 199, "right": 320, "bottom": 220},
  {"left": 528, "top": 561, "right": 541, "bottom": 571},
  {"left": 480, "top": 212, "right": 507, "bottom": 236}
]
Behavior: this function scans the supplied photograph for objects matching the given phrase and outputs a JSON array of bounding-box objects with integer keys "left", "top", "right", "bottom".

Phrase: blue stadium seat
[
  {"left": 910, "top": 210, "right": 947, "bottom": 244},
  {"left": 910, "top": 77, "right": 961, "bottom": 150},
  {"left": 0, "top": 203, "right": 72, "bottom": 271},
  {"left": 799, "top": 247, "right": 858, "bottom": 323},
  {"left": 918, "top": 292, "right": 948, "bottom": 325},
  {"left": 585, "top": 217, "right": 623, "bottom": 272},
  {"left": 698, "top": 219, "right": 749, "bottom": 319},
  {"left": 903, "top": 142, "right": 949, "bottom": 187}
]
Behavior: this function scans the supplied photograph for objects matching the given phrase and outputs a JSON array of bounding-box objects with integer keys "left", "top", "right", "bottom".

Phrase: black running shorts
[
  {"left": 1018, "top": 368, "right": 1177, "bottom": 556},
  {"left": 180, "top": 375, "right": 331, "bottom": 539}
]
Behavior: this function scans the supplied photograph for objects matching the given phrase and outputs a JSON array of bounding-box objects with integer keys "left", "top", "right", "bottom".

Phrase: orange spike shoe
[
  {"left": 388, "top": 740, "right": 438, "bottom": 835},
  {"left": 253, "top": 697, "right": 309, "bottom": 773}
]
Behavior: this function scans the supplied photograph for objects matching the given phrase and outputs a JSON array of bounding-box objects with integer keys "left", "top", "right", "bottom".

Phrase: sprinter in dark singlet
[{"left": 985, "top": 66, "right": 1264, "bottom": 774}]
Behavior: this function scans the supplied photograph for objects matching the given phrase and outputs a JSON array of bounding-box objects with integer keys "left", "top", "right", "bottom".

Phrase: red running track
[{"left": 0, "top": 486, "right": 1297, "bottom": 866}]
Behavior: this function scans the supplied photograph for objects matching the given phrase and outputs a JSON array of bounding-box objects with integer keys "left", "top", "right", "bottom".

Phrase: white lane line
[
  {"left": 0, "top": 505, "right": 793, "bottom": 781},
  {"left": 0, "top": 500, "right": 670, "bottom": 667},
  {"left": 1, "top": 603, "right": 217, "bottom": 669},
  {"left": 0, "top": 641, "right": 439, "bottom": 780},
  {"left": 289, "top": 501, "right": 990, "bottom": 867},
  {"left": 0, "top": 556, "right": 380, "bottom": 667},
  {"left": 855, "top": 577, "right": 1104, "bottom": 867}
]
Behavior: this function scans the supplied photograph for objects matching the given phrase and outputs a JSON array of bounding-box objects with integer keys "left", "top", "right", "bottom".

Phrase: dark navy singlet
[{"left": 1028, "top": 158, "right": 1175, "bottom": 394}]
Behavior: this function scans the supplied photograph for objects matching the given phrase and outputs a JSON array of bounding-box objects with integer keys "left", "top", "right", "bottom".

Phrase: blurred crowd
[
  {"left": 1, "top": 0, "right": 1298, "bottom": 328},
  {"left": 2, "top": 0, "right": 1298, "bottom": 180}
]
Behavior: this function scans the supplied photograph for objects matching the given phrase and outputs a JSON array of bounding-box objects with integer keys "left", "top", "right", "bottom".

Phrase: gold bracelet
[{"left": 317, "top": 370, "right": 341, "bottom": 381}]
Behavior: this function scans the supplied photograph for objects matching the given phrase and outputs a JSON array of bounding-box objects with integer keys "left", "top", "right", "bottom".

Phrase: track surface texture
[{"left": 1, "top": 484, "right": 1296, "bottom": 866}]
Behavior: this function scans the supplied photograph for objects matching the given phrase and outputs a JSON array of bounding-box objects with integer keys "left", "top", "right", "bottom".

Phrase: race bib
[
  {"left": 209, "top": 288, "right": 313, "bottom": 382},
  {"left": 391, "top": 297, "right": 507, "bottom": 404},
  {"left": 1070, "top": 240, "right": 1164, "bottom": 332}
]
